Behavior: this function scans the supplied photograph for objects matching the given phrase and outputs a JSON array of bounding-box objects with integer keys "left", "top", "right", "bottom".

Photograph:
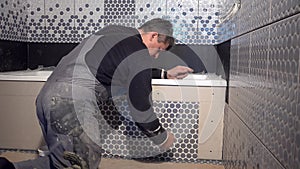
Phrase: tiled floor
[{"left": 0, "top": 151, "right": 225, "bottom": 169}]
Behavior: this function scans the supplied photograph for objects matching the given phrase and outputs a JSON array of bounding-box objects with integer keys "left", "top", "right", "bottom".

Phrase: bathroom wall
[
  {"left": 221, "top": 0, "right": 299, "bottom": 168},
  {"left": 0, "top": 0, "right": 28, "bottom": 41},
  {"left": 0, "top": 40, "right": 27, "bottom": 71},
  {"left": 0, "top": 1, "right": 228, "bottom": 164},
  {"left": 0, "top": 0, "right": 28, "bottom": 71},
  {"left": 0, "top": 0, "right": 227, "bottom": 72},
  {"left": 0, "top": 0, "right": 222, "bottom": 44}
]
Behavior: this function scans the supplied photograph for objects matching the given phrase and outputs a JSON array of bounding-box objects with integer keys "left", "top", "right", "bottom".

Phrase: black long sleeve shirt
[
  {"left": 44, "top": 25, "right": 167, "bottom": 145},
  {"left": 85, "top": 25, "right": 167, "bottom": 144}
]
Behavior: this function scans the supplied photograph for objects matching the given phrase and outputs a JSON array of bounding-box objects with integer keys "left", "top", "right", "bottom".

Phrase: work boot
[
  {"left": 0, "top": 157, "right": 15, "bottom": 169},
  {"left": 63, "top": 151, "right": 88, "bottom": 169}
]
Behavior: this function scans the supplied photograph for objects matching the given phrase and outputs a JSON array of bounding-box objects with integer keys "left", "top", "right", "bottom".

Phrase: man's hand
[
  {"left": 167, "top": 66, "right": 194, "bottom": 79},
  {"left": 159, "top": 131, "right": 175, "bottom": 150}
]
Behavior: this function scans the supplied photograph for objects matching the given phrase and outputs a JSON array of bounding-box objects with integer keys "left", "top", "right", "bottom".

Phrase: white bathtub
[
  {"left": 0, "top": 70, "right": 226, "bottom": 159},
  {"left": 0, "top": 69, "right": 53, "bottom": 81},
  {"left": 0, "top": 70, "right": 226, "bottom": 87}
]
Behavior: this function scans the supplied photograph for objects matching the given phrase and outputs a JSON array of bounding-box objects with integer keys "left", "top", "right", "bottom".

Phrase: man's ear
[{"left": 150, "top": 32, "right": 159, "bottom": 41}]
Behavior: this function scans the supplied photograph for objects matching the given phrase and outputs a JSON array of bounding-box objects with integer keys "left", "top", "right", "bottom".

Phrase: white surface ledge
[
  {"left": 0, "top": 70, "right": 52, "bottom": 81},
  {"left": 152, "top": 74, "right": 226, "bottom": 87},
  {"left": 0, "top": 70, "right": 227, "bottom": 87}
]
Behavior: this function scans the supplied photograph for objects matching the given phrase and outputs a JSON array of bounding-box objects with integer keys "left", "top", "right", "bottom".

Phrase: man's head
[{"left": 138, "top": 18, "right": 175, "bottom": 58}]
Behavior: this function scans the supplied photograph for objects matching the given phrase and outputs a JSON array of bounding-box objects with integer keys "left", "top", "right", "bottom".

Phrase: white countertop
[{"left": 0, "top": 70, "right": 226, "bottom": 87}]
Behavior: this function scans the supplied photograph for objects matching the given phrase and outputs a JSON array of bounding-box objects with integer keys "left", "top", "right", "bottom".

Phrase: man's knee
[{"left": 50, "top": 97, "right": 83, "bottom": 136}]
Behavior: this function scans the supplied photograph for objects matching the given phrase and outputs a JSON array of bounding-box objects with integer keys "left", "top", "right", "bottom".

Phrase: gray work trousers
[{"left": 14, "top": 95, "right": 102, "bottom": 169}]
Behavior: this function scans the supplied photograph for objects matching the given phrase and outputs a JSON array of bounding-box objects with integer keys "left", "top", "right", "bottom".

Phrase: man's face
[
  {"left": 142, "top": 32, "right": 169, "bottom": 58},
  {"left": 148, "top": 41, "right": 169, "bottom": 58}
]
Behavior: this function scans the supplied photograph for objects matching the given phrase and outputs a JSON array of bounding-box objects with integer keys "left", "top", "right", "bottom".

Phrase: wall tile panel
[
  {"left": 236, "top": 0, "right": 252, "bottom": 36},
  {"left": 104, "top": 0, "right": 135, "bottom": 27},
  {"left": 44, "top": 0, "right": 75, "bottom": 43},
  {"left": 166, "top": 0, "right": 199, "bottom": 44},
  {"left": 226, "top": 11, "right": 299, "bottom": 168},
  {"left": 27, "top": 0, "right": 45, "bottom": 42},
  {"left": 270, "top": 0, "right": 300, "bottom": 23},
  {"left": 248, "top": 26, "right": 270, "bottom": 141},
  {"left": 224, "top": 105, "right": 285, "bottom": 169},
  {"left": 196, "top": 1, "right": 220, "bottom": 44},
  {"left": 0, "top": 0, "right": 29, "bottom": 41},
  {"left": 228, "top": 38, "right": 239, "bottom": 113},
  {"left": 0, "top": 0, "right": 223, "bottom": 45},
  {"left": 265, "top": 14, "right": 299, "bottom": 169},
  {"left": 135, "top": 0, "right": 166, "bottom": 24},
  {"left": 250, "top": 0, "right": 271, "bottom": 31},
  {"left": 74, "top": 0, "right": 105, "bottom": 42}
]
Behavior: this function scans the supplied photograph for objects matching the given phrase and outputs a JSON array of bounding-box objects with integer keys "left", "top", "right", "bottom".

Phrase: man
[{"left": 0, "top": 18, "right": 193, "bottom": 169}]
